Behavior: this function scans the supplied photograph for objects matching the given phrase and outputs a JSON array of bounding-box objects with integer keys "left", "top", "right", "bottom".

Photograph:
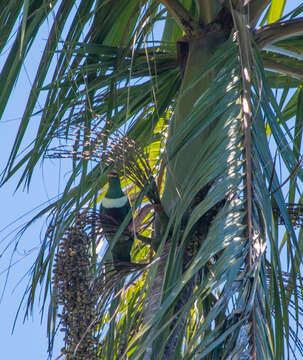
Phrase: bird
[{"left": 99, "top": 171, "right": 133, "bottom": 269}]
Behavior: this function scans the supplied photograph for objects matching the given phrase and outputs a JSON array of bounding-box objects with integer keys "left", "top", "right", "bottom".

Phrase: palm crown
[{"left": 1, "top": 1, "right": 303, "bottom": 359}]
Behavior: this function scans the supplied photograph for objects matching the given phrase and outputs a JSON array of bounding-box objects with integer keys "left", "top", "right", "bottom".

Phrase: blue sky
[
  {"left": 0, "top": 1, "right": 302, "bottom": 359},
  {"left": 0, "top": 12, "right": 66, "bottom": 359}
]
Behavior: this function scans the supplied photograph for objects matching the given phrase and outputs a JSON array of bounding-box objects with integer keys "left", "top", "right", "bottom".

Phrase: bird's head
[
  {"left": 108, "top": 171, "right": 118, "bottom": 177},
  {"left": 107, "top": 171, "right": 121, "bottom": 187},
  {"left": 105, "top": 171, "right": 125, "bottom": 198}
]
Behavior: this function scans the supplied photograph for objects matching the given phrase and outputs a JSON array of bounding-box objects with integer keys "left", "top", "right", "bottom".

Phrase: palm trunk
[
  {"left": 161, "top": 30, "right": 227, "bottom": 214},
  {"left": 144, "top": 30, "right": 229, "bottom": 359}
]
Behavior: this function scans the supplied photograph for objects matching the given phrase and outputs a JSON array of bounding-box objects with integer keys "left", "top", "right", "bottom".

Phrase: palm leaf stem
[
  {"left": 245, "top": 0, "right": 271, "bottom": 27},
  {"left": 263, "top": 58, "right": 303, "bottom": 81},
  {"left": 233, "top": 7, "right": 256, "bottom": 359},
  {"left": 255, "top": 17, "right": 303, "bottom": 48},
  {"left": 159, "top": 0, "right": 200, "bottom": 35},
  {"left": 194, "top": 0, "right": 218, "bottom": 25}
]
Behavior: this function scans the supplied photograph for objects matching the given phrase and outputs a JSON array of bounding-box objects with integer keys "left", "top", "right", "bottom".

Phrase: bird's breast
[
  {"left": 102, "top": 196, "right": 128, "bottom": 208},
  {"left": 105, "top": 207, "right": 126, "bottom": 223}
]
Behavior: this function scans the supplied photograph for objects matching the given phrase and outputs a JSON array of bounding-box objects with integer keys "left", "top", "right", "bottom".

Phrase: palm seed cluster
[{"left": 53, "top": 215, "right": 99, "bottom": 360}]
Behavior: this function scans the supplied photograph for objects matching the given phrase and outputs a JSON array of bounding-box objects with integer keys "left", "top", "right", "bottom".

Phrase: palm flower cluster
[
  {"left": 53, "top": 215, "right": 99, "bottom": 360},
  {"left": 46, "top": 125, "right": 111, "bottom": 162},
  {"left": 45, "top": 123, "right": 162, "bottom": 205}
]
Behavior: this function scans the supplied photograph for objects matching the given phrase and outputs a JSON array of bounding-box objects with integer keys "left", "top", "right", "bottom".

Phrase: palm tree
[{"left": 1, "top": 1, "right": 303, "bottom": 359}]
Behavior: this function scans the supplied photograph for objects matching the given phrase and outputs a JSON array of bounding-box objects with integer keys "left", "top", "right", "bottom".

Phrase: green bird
[{"left": 100, "top": 171, "right": 133, "bottom": 269}]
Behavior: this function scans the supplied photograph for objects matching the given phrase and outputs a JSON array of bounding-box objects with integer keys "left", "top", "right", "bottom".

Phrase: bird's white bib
[{"left": 102, "top": 195, "right": 128, "bottom": 208}]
